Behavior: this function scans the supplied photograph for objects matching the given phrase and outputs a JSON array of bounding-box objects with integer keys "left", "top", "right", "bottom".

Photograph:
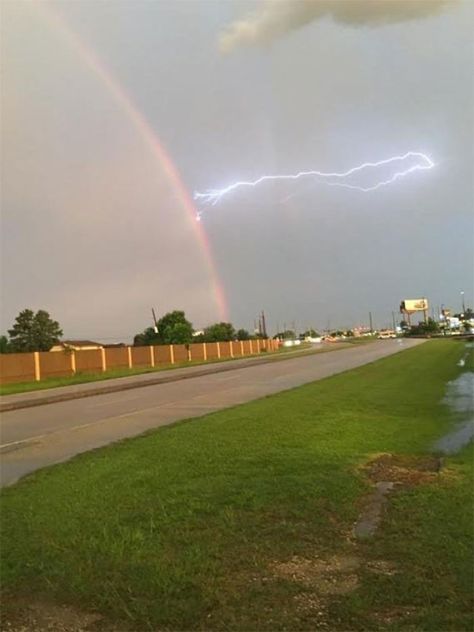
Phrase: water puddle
[
  {"left": 353, "top": 481, "right": 394, "bottom": 538},
  {"left": 435, "top": 370, "right": 474, "bottom": 455},
  {"left": 353, "top": 454, "right": 441, "bottom": 538}
]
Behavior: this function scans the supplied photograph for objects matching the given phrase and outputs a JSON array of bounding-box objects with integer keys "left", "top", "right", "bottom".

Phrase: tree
[
  {"left": 133, "top": 327, "right": 160, "bottom": 347},
  {"left": 236, "top": 328, "right": 251, "bottom": 340},
  {"left": 134, "top": 311, "right": 194, "bottom": 346},
  {"left": 274, "top": 330, "right": 295, "bottom": 340},
  {"left": 8, "top": 309, "right": 63, "bottom": 352},
  {"left": 463, "top": 320, "right": 472, "bottom": 333},
  {"left": 302, "top": 328, "right": 320, "bottom": 338},
  {"left": 455, "top": 308, "right": 473, "bottom": 321},
  {"left": 158, "top": 311, "right": 194, "bottom": 344},
  {"left": 0, "top": 335, "right": 11, "bottom": 354},
  {"left": 166, "top": 322, "right": 194, "bottom": 344},
  {"left": 202, "top": 322, "right": 236, "bottom": 342},
  {"left": 408, "top": 318, "right": 440, "bottom": 336}
]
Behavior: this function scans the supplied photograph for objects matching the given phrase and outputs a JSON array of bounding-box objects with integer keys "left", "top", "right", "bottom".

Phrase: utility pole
[
  {"left": 369, "top": 311, "right": 373, "bottom": 333},
  {"left": 392, "top": 311, "right": 396, "bottom": 331},
  {"left": 261, "top": 310, "right": 267, "bottom": 338},
  {"left": 151, "top": 308, "right": 159, "bottom": 333},
  {"left": 461, "top": 291, "right": 466, "bottom": 315}
]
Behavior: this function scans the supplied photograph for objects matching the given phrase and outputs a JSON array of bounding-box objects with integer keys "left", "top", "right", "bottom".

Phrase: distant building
[{"left": 50, "top": 340, "right": 104, "bottom": 352}]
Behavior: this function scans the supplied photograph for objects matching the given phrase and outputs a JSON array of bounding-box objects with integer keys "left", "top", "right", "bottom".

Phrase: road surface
[{"left": 0, "top": 339, "right": 423, "bottom": 486}]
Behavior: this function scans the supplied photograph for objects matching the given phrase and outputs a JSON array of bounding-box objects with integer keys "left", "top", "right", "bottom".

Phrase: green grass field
[{"left": 1, "top": 340, "right": 472, "bottom": 630}]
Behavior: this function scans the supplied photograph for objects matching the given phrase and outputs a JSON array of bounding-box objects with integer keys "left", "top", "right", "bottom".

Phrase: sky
[{"left": 1, "top": 0, "right": 473, "bottom": 341}]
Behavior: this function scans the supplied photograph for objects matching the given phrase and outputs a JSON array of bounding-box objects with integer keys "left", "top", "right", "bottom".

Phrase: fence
[{"left": 0, "top": 339, "right": 278, "bottom": 385}]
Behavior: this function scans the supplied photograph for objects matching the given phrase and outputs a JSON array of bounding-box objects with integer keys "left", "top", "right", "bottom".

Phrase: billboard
[{"left": 400, "top": 298, "right": 429, "bottom": 313}]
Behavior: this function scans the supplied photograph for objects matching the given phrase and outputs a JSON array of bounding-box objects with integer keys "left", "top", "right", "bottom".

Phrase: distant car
[{"left": 378, "top": 330, "right": 396, "bottom": 339}]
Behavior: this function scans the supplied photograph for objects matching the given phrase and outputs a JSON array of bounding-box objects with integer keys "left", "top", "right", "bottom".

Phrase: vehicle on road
[{"left": 377, "top": 329, "right": 396, "bottom": 339}]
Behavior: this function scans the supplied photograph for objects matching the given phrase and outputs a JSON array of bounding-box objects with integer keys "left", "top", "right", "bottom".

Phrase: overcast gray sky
[{"left": 2, "top": 0, "right": 473, "bottom": 340}]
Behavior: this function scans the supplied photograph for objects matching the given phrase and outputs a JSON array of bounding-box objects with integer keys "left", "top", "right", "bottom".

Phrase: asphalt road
[{"left": 0, "top": 339, "right": 423, "bottom": 486}]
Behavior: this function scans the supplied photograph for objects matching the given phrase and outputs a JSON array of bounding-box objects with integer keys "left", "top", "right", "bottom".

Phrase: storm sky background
[{"left": 1, "top": 0, "right": 473, "bottom": 340}]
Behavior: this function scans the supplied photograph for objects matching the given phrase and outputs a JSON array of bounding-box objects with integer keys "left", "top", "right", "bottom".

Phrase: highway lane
[{"left": 0, "top": 339, "right": 424, "bottom": 485}]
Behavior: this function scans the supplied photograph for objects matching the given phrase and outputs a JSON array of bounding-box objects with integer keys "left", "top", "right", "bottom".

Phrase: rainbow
[{"left": 34, "top": 3, "right": 228, "bottom": 321}]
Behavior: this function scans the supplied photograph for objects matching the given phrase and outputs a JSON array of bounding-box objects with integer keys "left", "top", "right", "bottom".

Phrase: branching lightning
[{"left": 194, "top": 152, "right": 435, "bottom": 217}]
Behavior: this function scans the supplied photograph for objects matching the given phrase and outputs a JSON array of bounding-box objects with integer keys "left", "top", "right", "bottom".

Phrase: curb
[{"left": 0, "top": 348, "right": 323, "bottom": 413}]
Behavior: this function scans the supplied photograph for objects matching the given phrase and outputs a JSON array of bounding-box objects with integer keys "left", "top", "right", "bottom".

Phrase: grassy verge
[
  {"left": 1, "top": 340, "right": 472, "bottom": 630},
  {"left": 0, "top": 343, "right": 315, "bottom": 397},
  {"left": 0, "top": 340, "right": 371, "bottom": 397}
]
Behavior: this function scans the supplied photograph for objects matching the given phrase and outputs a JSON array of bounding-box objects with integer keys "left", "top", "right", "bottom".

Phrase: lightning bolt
[{"left": 194, "top": 152, "right": 435, "bottom": 211}]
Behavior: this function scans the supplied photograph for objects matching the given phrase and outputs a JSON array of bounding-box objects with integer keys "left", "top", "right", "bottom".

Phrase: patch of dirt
[
  {"left": 362, "top": 453, "right": 442, "bottom": 487},
  {"left": 272, "top": 553, "right": 402, "bottom": 628},
  {"left": 272, "top": 554, "right": 360, "bottom": 595},
  {"left": 371, "top": 605, "right": 417, "bottom": 626},
  {"left": 0, "top": 597, "right": 129, "bottom": 632},
  {"left": 365, "top": 559, "right": 399, "bottom": 576},
  {"left": 293, "top": 593, "right": 330, "bottom": 628}
]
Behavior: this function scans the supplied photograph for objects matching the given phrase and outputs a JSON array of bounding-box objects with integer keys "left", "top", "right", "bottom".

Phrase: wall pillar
[
  {"left": 150, "top": 346, "right": 155, "bottom": 367},
  {"left": 70, "top": 351, "right": 76, "bottom": 374},
  {"left": 101, "top": 348, "right": 107, "bottom": 372},
  {"left": 240, "top": 340, "right": 244, "bottom": 355},
  {"left": 127, "top": 346, "right": 132, "bottom": 369},
  {"left": 216, "top": 342, "right": 221, "bottom": 359},
  {"left": 34, "top": 352, "right": 41, "bottom": 382},
  {"left": 169, "top": 345, "right": 175, "bottom": 364},
  {"left": 203, "top": 343, "right": 207, "bottom": 361}
]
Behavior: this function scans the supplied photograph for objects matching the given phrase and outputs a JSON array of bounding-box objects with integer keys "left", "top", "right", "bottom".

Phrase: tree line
[
  {"left": 0, "top": 308, "right": 263, "bottom": 353},
  {"left": 133, "top": 311, "right": 260, "bottom": 346}
]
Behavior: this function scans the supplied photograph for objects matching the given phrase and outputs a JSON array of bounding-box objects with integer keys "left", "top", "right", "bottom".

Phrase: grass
[
  {"left": 1, "top": 340, "right": 472, "bottom": 630},
  {"left": 0, "top": 343, "right": 314, "bottom": 397},
  {"left": 0, "top": 340, "right": 370, "bottom": 397}
]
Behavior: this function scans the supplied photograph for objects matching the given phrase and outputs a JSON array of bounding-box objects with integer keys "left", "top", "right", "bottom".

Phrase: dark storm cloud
[{"left": 219, "top": 0, "right": 456, "bottom": 53}]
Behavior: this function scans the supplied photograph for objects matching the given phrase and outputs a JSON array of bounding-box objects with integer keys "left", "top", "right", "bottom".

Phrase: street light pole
[{"left": 461, "top": 291, "right": 466, "bottom": 315}]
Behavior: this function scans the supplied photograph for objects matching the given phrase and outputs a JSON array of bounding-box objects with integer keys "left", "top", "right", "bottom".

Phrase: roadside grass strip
[
  {"left": 0, "top": 339, "right": 374, "bottom": 397},
  {"left": 0, "top": 343, "right": 320, "bottom": 397},
  {"left": 1, "top": 340, "right": 472, "bottom": 630}
]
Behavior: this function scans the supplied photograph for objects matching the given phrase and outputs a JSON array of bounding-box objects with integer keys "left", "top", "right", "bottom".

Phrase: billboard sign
[{"left": 400, "top": 298, "right": 429, "bottom": 314}]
